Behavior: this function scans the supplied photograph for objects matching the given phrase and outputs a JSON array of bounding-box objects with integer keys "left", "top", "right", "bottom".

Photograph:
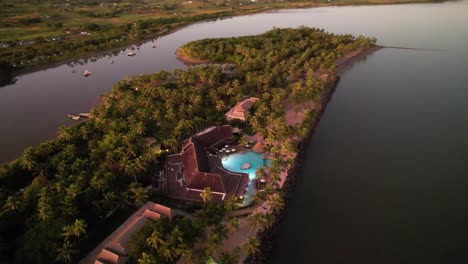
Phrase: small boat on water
[
  {"left": 127, "top": 52, "right": 136, "bottom": 56},
  {"left": 68, "top": 114, "right": 80, "bottom": 120},
  {"left": 153, "top": 45, "right": 157, "bottom": 48},
  {"left": 68, "top": 113, "right": 91, "bottom": 120},
  {"left": 110, "top": 60, "right": 114, "bottom": 64},
  {"left": 79, "top": 113, "right": 90, "bottom": 118},
  {"left": 83, "top": 70, "right": 91, "bottom": 77},
  {"left": 120, "top": 51, "right": 124, "bottom": 54}
]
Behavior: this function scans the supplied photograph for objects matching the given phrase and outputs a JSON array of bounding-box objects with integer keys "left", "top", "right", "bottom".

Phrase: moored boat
[
  {"left": 127, "top": 52, "right": 136, "bottom": 56},
  {"left": 83, "top": 70, "right": 91, "bottom": 77},
  {"left": 68, "top": 114, "right": 80, "bottom": 120}
]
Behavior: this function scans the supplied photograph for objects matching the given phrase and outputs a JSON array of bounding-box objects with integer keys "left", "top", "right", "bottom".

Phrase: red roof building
[
  {"left": 225, "top": 97, "right": 259, "bottom": 122},
  {"left": 166, "top": 125, "right": 249, "bottom": 202},
  {"left": 82, "top": 202, "right": 174, "bottom": 264}
]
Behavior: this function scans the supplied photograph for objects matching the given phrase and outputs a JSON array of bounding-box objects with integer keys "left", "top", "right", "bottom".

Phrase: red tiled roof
[
  {"left": 187, "top": 172, "right": 225, "bottom": 193},
  {"left": 143, "top": 209, "right": 161, "bottom": 221},
  {"left": 151, "top": 204, "right": 174, "bottom": 219},
  {"left": 86, "top": 202, "right": 172, "bottom": 263},
  {"left": 181, "top": 125, "right": 233, "bottom": 193},
  {"left": 166, "top": 125, "right": 249, "bottom": 202},
  {"left": 96, "top": 249, "right": 120, "bottom": 264}
]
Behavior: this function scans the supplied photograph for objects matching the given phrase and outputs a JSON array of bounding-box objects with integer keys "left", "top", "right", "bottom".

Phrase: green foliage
[
  {"left": 127, "top": 216, "right": 202, "bottom": 264},
  {"left": 0, "top": 27, "right": 376, "bottom": 264},
  {"left": 84, "top": 23, "right": 101, "bottom": 32},
  {"left": 194, "top": 203, "right": 227, "bottom": 226}
]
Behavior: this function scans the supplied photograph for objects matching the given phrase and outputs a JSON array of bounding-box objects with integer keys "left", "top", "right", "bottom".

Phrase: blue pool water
[{"left": 221, "top": 151, "right": 271, "bottom": 205}]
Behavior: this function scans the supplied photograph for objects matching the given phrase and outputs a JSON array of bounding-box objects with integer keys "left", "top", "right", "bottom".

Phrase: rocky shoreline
[
  {"left": 243, "top": 75, "right": 339, "bottom": 264},
  {"left": 244, "top": 46, "right": 381, "bottom": 264}
]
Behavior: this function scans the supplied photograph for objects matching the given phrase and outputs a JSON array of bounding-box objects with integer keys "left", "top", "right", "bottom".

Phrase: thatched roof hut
[{"left": 252, "top": 141, "right": 264, "bottom": 153}]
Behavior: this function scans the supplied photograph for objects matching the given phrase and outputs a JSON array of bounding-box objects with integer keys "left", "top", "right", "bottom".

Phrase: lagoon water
[{"left": 1, "top": 1, "right": 468, "bottom": 262}]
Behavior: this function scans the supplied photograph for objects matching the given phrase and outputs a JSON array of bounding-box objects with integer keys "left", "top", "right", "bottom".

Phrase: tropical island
[
  {"left": 0, "top": 27, "right": 378, "bottom": 263},
  {"left": 0, "top": 0, "right": 437, "bottom": 75}
]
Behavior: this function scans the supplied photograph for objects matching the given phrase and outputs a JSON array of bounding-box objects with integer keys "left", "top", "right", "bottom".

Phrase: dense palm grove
[{"left": 0, "top": 27, "right": 376, "bottom": 263}]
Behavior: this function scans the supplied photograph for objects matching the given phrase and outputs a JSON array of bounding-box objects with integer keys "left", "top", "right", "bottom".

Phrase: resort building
[
  {"left": 81, "top": 202, "right": 174, "bottom": 264},
  {"left": 225, "top": 97, "right": 259, "bottom": 122},
  {"left": 166, "top": 125, "right": 249, "bottom": 202}
]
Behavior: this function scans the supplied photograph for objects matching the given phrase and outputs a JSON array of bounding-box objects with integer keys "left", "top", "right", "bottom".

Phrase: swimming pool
[{"left": 221, "top": 151, "right": 271, "bottom": 205}]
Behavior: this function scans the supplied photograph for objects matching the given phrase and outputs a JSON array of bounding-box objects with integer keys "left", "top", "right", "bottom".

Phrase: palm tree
[
  {"left": 200, "top": 187, "right": 212, "bottom": 206},
  {"left": 19, "top": 147, "right": 36, "bottom": 172},
  {"left": 219, "top": 247, "right": 241, "bottom": 264},
  {"left": 61, "top": 197, "right": 78, "bottom": 218},
  {"left": 37, "top": 201, "right": 53, "bottom": 222},
  {"left": 205, "top": 232, "right": 221, "bottom": 258},
  {"left": 248, "top": 213, "right": 263, "bottom": 232},
  {"left": 215, "top": 100, "right": 225, "bottom": 112},
  {"left": 61, "top": 219, "right": 87, "bottom": 241},
  {"left": 177, "top": 246, "right": 194, "bottom": 264},
  {"left": 255, "top": 167, "right": 268, "bottom": 182},
  {"left": 159, "top": 241, "right": 175, "bottom": 262},
  {"left": 146, "top": 229, "right": 162, "bottom": 249},
  {"left": 90, "top": 175, "right": 106, "bottom": 192},
  {"left": 243, "top": 237, "right": 260, "bottom": 256},
  {"left": 169, "top": 226, "right": 184, "bottom": 246},
  {"left": 56, "top": 241, "right": 78, "bottom": 264},
  {"left": 164, "top": 137, "right": 179, "bottom": 152},
  {"left": 249, "top": 212, "right": 274, "bottom": 231},
  {"left": 262, "top": 212, "right": 274, "bottom": 229},
  {"left": 252, "top": 190, "right": 267, "bottom": 204},
  {"left": 268, "top": 194, "right": 285, "bottom": 214},
  {"left": 101, "top": 192, "right": 117, "bottom": 215},
  {"left": 269, "top": 173, "right": 282, "bottom": 190},
  {"left": 128, "top": 182, "right": 148, "bottom": 207},
  {"left": 58, "top": 126, "right": 73, "bottom": 141},
  {"left": 3, "top": 195, "right": 21, "bottom": 212},
  {"left": 228, "top": 217, "right": 240, "bottom": 232},
  {"left": 224, "top": 196, "right": 239, "bottom": 212},
  {"left": 66, "top": 183, "right": 81, "bottom": 199},
  {"left": 214, "top": 224, "right": 229, "bottom": 241},
  {"left": 138, "top": 252, "right": 156, "bottom": 264},
  {"left": 79, "top": 124, "right": 93, "bottom": 141}
]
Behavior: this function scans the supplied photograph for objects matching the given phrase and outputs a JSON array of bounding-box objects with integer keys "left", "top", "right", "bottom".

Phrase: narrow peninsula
[{"left": 0, "top": 27, "right": 379, "bottom": 264}]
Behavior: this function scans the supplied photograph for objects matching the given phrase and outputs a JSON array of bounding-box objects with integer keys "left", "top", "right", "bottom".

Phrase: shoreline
[
  {"left": 7, "top": 0, "right": 445, "bottom": 77},
  {"left": 175, "top": 49, "right": 211, "bottom": 65},
  {"left": 336, "top": 45, "right": 383, "bottom": 73},
  {"left": 243, "top": 45, "right": 382, "bottom": 263}
]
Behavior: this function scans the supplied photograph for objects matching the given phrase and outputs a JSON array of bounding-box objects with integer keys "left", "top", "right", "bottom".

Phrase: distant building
[
  {"left": 82, "top": 202, "right": 174, "bottom": 264},
  {"left": 225, "top": 97, "right": 259, "bottom": 122},
  {"left": 166, "top": 125, "right": 249, "bottom": 202}
]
